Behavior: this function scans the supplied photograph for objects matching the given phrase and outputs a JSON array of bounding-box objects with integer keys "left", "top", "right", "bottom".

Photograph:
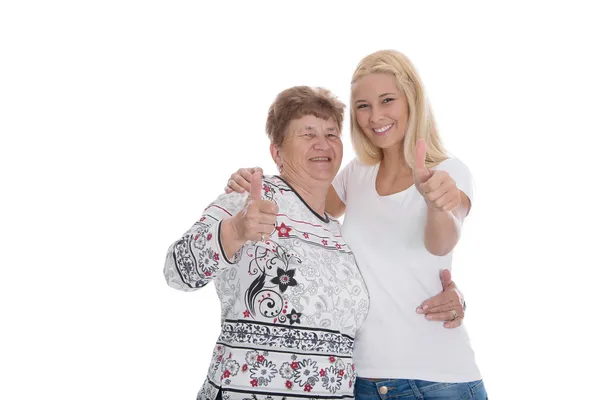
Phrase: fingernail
[
  {"left": 421, "top": 305, "right": 429, "bottom": 311},
  {"left": 416, "top": 307, "right": 423, "bottom": 314},
  {"left": 426, "top": 315, "right": 432, "bottom": 320}
]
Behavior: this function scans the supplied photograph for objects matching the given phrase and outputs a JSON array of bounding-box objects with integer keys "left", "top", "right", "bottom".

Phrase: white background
[{"left": 1, "top": 1, "right": 598, "bottom": 399}]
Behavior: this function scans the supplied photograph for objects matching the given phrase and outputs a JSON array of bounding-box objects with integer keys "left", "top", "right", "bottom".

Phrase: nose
[
  {"left": 313, "top": 134, "right": 331, "bottom": 151},
  {"left": 369, "top": 105, "right": 384, "bottom": 124}
]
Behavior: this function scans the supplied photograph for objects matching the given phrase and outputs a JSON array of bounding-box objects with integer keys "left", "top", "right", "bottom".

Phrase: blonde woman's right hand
[
  {"left": 230, "top": 171, "right": 278, "bottom": 242},
  {"left": 225, "top": 167, "right": 262, "bottom": 193}
]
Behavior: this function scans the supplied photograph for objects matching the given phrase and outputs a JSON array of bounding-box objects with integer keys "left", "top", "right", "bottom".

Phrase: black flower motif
[
  {"left": 270, "top": 268, "right": 298, "bottom": 293},
  {"left": 286, "top": 309, "right": 302, "bottom": 325}
]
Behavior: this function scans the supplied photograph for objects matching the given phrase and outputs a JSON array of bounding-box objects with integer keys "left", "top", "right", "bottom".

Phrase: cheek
[{"left": 355, "top": 111, "right": 370, "bottom": 129}]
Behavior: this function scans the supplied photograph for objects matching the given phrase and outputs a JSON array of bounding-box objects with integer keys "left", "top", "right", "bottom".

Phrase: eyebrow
[{"left": 354, "top": 92, "right": 397, "bottom": 104}]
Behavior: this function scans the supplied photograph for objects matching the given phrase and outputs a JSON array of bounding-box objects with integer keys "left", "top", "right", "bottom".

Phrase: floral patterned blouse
[{"left": 164, "top": 176, "right": 370, "bottom": 400}]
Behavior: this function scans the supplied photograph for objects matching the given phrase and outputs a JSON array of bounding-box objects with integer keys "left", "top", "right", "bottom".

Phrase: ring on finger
[
  {"left": 261, "top": 233, "right": 265, "bottom": 241},
  {"left": 451, "top": 309, "right": 458, "bottom": 321}
]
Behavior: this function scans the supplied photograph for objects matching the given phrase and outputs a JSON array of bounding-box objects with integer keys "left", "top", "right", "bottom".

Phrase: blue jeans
[{"left": 355, "top": 377, "right": 487, "bottom": 400}]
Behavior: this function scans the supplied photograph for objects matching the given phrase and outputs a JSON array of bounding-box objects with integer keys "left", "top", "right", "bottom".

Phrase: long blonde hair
[{"left": 350, "top": 50, "right": 447, "bottom": 168}]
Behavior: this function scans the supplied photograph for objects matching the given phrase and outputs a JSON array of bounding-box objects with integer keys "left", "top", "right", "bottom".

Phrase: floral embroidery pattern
[{"left": 219, "top": 321, "right": 354, "bottom": 354}]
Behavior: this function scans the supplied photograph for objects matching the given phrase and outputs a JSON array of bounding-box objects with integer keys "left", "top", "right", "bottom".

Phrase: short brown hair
[{"left": 266, "top": 86, "right": 346, "bottom": 146}]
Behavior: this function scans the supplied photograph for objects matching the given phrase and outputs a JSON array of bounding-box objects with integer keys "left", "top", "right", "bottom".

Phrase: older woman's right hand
[
  {"left": 230, "top": 171, "right": 278, "bottom": 242},
  {"left": 225, "top": 167, "right": 262, "bottom": 194}
]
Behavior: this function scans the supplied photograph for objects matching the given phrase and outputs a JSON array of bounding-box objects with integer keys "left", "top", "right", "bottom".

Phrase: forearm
[
  {"left": 424, "top": 208, "right": 461, "bottom": 256},
  {"left": 164, "top": 213, "right": 242, "bottom": 291},
  {"left": 220, "top": 217, "right": 246, "bottom": 261}
]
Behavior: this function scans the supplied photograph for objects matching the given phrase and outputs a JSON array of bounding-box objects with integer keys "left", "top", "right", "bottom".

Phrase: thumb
[
  {"left": 249, "top": 171, "right": 263, "bottom": 200},
  {"left": 440, "top": 269, "right": 452, "bottom": 290},
  {"left": 414, "top": 139, "right": 430, "bottom": 183}
]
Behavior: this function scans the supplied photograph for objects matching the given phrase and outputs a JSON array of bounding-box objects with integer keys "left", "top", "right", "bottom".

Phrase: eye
[
  {"left": 382, "top": 97, "right": 395, "bottom": 104},
  {"left": 356, "top": 103, "right": 369, "bottom": 109},
  {"left": 327, "top": 134, "right": 339, "bottom": 139}
]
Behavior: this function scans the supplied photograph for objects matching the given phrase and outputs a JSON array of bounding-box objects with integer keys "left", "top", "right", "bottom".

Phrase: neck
[
  {"left": 380, "top": 143, "right": 412, "bottom": 177},
  {"left": 279, "top": 172, "right": 328, "bottom": 217}
]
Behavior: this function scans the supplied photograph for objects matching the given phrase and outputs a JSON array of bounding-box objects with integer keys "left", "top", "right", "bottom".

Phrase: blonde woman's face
[{"left": 352, "top": 73, "right": 409, "bottom": 152}]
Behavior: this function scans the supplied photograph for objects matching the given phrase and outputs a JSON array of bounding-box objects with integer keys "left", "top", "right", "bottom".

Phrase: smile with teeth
[
  {"left": 373, "top": 124, "right": 393, "bottom": 134},
  {"left": 309, "top": 157, "right": 331, "bottom": 161}
]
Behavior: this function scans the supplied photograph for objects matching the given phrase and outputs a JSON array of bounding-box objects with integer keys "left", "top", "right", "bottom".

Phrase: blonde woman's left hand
[
  {"left": 413, "top": 139, "right": 461, "bottom": 212},
  {"left": 416, "top": 269, "right": 465, "bottom": 329}
]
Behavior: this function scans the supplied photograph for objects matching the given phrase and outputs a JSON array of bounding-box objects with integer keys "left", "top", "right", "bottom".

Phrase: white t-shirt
[{"left": 332, "top": 157, "right": 481, "bottom": 383}]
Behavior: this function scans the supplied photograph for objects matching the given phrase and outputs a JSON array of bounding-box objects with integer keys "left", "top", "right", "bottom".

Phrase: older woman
[{"left": 163, "top": 86, "right": 369, "bottom": 400}]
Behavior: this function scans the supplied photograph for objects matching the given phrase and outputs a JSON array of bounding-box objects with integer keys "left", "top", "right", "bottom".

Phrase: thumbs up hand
[
  {"left": 413, "top": 139, "right": 461, "bottom": 212},
  {"left": 231, "top": 171, "right": 279, "bottom": 242}
]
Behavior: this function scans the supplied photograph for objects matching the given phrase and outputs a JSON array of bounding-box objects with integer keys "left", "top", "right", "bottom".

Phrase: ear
[{"left": 270, "top": 143, "right": 282, "bottom": 168}]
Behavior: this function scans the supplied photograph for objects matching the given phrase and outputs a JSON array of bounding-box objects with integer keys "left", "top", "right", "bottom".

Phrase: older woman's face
[{"left": 274, "top": 115, "right": 343, "bottom": 186}]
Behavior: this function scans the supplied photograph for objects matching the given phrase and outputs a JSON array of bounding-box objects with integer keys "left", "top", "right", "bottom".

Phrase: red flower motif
[
  {"left": 257, "top": 355, "right": 265, "bottom": 363},
  {"left": 213, "top": 253, "right": 220, "bottom": 261},
  {"left": 336, "top": 243, "right": 341, "bottom": 249},
  {"left": 304, "top": 384, "right": 312, "bottom": 392},
  {"left": 303, "top": 233, "right": 309, "bottom": 239},
  {"left": 320, "top": 369, "right": 326, "bottom": 377},
  {"left": 200, "top": 217, "right": 206, "bottom": 222},
  {"left": 276, "top": 223, "right": 292, "bottom": 238},
  {"left": 242, "top": 364, "right": 248, "bottom": 372},
  {"left": 291, "top": 361, "right": 299, "bottom": 370},
  {"left": 352, "top": 364, "right": 355, "bottom": 371},
  {"left": 243, "top": 310, "right": 250, "bottom": 318},
  {"left": 217, "top": 355, "right": 223, "bottom": 362},
  {"left": 204, "top": 271, "right": 212, "bottom": 277},
  {"left": 263, "top": 184, "right": 270, "bottom": 193},
  {"left": 285, "top": 380, "right": 293, "bottom": 389},
  {"left": 339, "top": 370, "right": 344, "bottom": 377},
  {"left": 207, "top": 233, "right": 212, "bottom": 240},
  {"left": 250, "top": 379, "right": 258, "bottom": 387},
  {"left": 322, "top": 239, "right": 328, "bottom": 246},
  {"left": 194, "top": 234, "right": 200, "bottom": 240},
  {"left": 223, "top": 370, "right": 230, "bottom": 378},
  {"left": 329, "top": 356, "right": 336, "bottom": 363}
]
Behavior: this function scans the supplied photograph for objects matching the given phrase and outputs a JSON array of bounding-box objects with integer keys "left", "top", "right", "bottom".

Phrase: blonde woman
[{"left": 227, "top": 50, "right": 487, "bottom": 399}]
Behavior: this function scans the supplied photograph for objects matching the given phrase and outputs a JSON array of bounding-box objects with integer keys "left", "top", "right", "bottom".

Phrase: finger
[
  {"left": 258, "top": 200, "right": 279, "bottom": 215},
  {"left": 444, "top": 317, "right": 463, "bottom": 329},
  {"left": 257, "top": 214, "right": 278, "bottom": 226},
  {"left": 249, "top": 171, "right": 263, "bottom": 200},
  {"left": 224, "top": 186, "right": 233, "bottom": 194},
  {"left": 431, "top": 190, "right": 455, "bottom": 211},
  {"left": 440, "top": 269, "right": 452, "bottom": 290},
  {"left": 417, "top": 298, "right": 451, "bottom": 314},
  {"left": 417, "top": 289, "right": 456, "bottom": 312},
  {"left": 232, "top": 174, "right": 252, "bottom": 192},
  {"left": 424, "top": 182, "right": 450, "bottom": 203},
  {"left": 249, "top": 166, "right": 263, "bottom": 175},
  {"left": 425, "top": 301, "right": 463, "bottom": 316},
  {"left": 421, "top": 170, "right": 446, "bottom": 193},
  {"left": 425, "top": 310, "right": 459, "bottom": 321},
  {"left": 239, "top": 169, "right": 254, "bottom": 187},
  {"left": 442, "top": 196, "right": 461, "bottom": 212},
  {"left": 413, "top": 139, "right": 430, "bottom": 184},
  {"left": 228, "top": 179, "right": 247, "bottom": 194}
]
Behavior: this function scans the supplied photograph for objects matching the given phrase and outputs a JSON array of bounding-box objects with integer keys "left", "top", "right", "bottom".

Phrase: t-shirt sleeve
[
  {"left": 434, "top": 158, "right": 474, "bottom": 205},
  {"left": 332, "top": 158, "right": 357, "bottom": 205}
]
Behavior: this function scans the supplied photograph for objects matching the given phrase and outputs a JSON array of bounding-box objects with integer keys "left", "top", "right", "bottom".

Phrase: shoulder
[
  {"left": 433, "top": 157, "right": 472, "bottom": 179},
  {"left": 340, "top": 157, "right": 377, "bottom": 177}
]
